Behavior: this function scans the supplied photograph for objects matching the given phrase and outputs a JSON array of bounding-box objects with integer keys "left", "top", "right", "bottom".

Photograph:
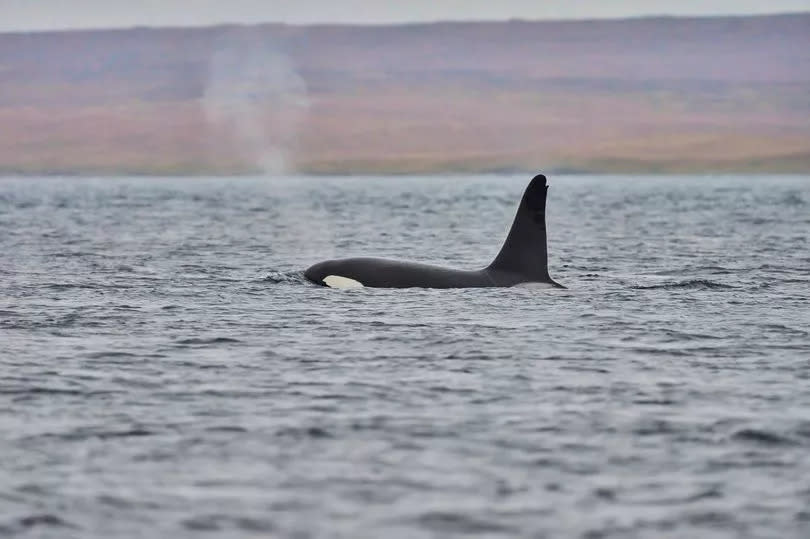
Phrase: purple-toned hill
[{"left": 1, "top": 13, "right": 808, "bottom": 174}]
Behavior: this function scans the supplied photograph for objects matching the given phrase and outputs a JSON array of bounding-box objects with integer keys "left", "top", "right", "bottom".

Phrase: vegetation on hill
[{"left": 1, "top": 14, "right": 808, "bottom": 174}]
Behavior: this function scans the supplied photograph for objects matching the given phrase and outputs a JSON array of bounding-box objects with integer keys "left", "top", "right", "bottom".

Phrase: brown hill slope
[{"left": 1, "top": 14, "right": 808, "bottom": 174}]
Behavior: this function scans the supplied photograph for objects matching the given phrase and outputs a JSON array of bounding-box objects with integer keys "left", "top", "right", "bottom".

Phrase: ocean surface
[{"left": 1, "top": 174, "right": 809, "bottom": 538}]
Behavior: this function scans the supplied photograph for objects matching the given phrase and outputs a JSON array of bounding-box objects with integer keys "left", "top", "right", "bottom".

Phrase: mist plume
[{"left": 203, "top": 28, "right": 308, "bottom": 174}]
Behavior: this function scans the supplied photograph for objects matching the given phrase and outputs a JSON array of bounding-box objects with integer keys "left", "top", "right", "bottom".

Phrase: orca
[{"left": 304, "top": 173, "right": 564, "bottom": 289}]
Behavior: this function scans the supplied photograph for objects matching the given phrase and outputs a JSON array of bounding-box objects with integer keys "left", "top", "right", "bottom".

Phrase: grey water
[{"left": 1, "top": 174, "right": 809, "bottom": 539}]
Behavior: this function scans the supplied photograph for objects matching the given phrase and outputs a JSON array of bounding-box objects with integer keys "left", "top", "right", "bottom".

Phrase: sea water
[{"left": 1, "top": 174, "right": 809, "bottom": 538}]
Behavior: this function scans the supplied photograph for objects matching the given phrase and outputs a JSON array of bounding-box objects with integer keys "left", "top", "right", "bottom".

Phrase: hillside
[{"left": 1, "top": 13, "right": 809, "bottom": 174}]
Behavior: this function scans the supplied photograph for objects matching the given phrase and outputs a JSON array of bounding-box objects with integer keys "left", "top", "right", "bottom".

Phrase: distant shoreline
[
  {"left": 4, "top": 154, "right": 810, "bottom": 176},
  {"left": 2, "top": 162, "right": 808, "bottom": 178}
]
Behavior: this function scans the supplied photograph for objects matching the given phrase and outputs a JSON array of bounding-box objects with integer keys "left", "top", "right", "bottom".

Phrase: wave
[
  {"left": 261, "top": 270, "right": 307, "bottom": 284},
  {"left": 731, "top": 428, "right": 798, "bottom": 446},
  {"left": 175, "top": 337, "right": 242, "bottom": 345},
  {"left": 632, "top": 279, "right": 734, "bottom": 290},
  {"left": 11, "top": 514, "right": 77, "bottom": 532}
]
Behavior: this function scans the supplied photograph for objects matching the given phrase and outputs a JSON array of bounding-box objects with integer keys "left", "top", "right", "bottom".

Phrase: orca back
[{"left": 304, "top": 173, "right": 563, "bottom": 289}]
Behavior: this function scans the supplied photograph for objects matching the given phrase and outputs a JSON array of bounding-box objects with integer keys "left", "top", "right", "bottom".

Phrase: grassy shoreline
[{"left": 2, "top": 154, "right": 809, "bottom": 177}]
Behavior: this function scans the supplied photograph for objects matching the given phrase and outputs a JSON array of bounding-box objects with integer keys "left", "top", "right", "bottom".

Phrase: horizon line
[{"left": 2, "top": 10, "right": 808, "bottom": 36}]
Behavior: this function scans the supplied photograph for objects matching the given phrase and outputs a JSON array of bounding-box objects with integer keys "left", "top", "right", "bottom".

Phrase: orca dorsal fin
[{"left": 488, "top": 174, "right": 557, "bottom": 284}]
